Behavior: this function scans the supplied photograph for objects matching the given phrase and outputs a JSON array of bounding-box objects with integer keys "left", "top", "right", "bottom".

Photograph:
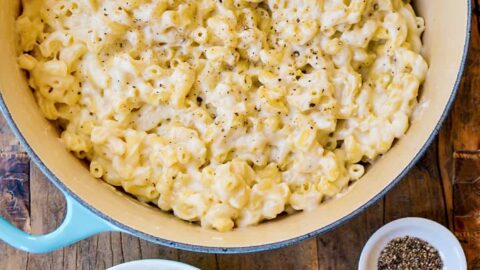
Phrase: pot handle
[{"left": 0, "top": 193, "right": 122, "bottom": 253}]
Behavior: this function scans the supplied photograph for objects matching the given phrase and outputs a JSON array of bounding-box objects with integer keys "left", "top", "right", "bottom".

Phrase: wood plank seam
[
  {"left": 434, "top": 144, "right": 453, "bottom": 230},
  {"left": 453, "top": 150, "right": 480, "bottom": 269},
  {"left": 0, "top": 151, "right": 31, "bottom": 233}
]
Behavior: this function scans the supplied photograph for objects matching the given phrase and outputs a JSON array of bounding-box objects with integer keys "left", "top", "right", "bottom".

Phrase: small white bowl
[
  {"left": 359, "top": 217, "right": 466, "bottom": 270},
  {"left": 107, "top": 259, "right": 199, "bottom": 270}
]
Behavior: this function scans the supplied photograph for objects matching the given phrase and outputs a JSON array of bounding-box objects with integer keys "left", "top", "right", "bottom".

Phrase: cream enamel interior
[{"left": 0, "top": 1, "right": 469, "bottom": 249}]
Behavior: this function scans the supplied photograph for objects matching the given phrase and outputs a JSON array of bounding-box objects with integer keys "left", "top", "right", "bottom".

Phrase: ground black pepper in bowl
[{"left": 378, "top": 236, "right": 443, "bottom": 270}]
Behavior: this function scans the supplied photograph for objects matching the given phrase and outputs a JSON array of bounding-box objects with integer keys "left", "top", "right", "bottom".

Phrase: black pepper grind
[{"left": 377, "top": 236, "right": 443, "bottom": 270}]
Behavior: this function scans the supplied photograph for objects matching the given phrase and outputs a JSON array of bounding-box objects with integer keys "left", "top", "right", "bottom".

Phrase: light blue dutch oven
[{"left": 0, "top": 0, "right": 472, "bottom": 254}]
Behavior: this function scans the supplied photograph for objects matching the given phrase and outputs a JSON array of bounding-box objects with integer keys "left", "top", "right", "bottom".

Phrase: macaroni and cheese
[{"left": 16, "top": 0, "right": 428, "bottom": 231}]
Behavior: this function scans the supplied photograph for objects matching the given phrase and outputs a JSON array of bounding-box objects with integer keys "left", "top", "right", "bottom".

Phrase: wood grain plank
[
  {"left": 384, "top": 145, "right": 447, "bottom": 225},
  {"left": 316, "top": 200, "right": 384, "bottom": 269},
  {"left": 0, "top": 247, "right": 29, "bottom": 270},
  {"left": 453, "top": 151, "right": 480, "bottom": 269},
  {"left": 437, "top": 11, "right": 480, "bottom": 269},
  {"left": 449, "top": 18, "right": 480, "bottom": 151},
  {"left": 119, "top": 234, "right": 142, "bottom": 263},
  {"left": 217, "top": 239, "right": 318, "bottom": 270},
  {"left": 0, "top": 152, "right": 30, "bottom": 231},
  {"left": 179, "top": 252, "right": 218, "bottom": 270},
  {"left": 93, "top": 233, "right": 117, "bottom": 269},
  {"left": 438, "top": 116, "right": 455, "bottom": 230},
  {"left": 0, "top": 113, "right": 30, "bottom": 270},
  {"left": 118, "top": 233, "right": 182, "bottom": 267},
  {"left": 108, "top": 232, "right": 124, "bottom": 267},
  {"left": 453, "top": 151, "right": 480, "bottom": 219},
  {"left": 62, "top": 244, "right": 78, "bottom": 270},
  {"left": 138, "top": 238, "right": 178, "bottom": 261}
]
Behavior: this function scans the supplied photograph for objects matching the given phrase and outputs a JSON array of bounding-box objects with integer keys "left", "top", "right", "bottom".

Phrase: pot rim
[{"left": 0, "top": 2, "right": 472, "bottom": 254}]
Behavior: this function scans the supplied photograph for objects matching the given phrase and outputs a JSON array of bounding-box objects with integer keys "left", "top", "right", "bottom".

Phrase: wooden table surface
[{"left": 1, "top": 7, "right": 479, "bottom": 270}]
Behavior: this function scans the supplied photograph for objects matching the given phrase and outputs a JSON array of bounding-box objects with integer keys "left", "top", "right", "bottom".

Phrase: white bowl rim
[
  {"left": 358, "top": 217, "right": 467, "bottom": 270},
  {"left": 107, "top": 259, "right": 200, "bottom": 270}
]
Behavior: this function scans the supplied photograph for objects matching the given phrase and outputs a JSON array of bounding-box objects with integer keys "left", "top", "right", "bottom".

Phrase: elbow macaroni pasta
[{"left": 16, "top": 0, "right": 428, "bottom": 231}]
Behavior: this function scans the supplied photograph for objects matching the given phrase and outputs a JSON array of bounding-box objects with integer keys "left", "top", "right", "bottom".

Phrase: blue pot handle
[{"left": 0, "top": 194, "right": 122, "bottom": 253}]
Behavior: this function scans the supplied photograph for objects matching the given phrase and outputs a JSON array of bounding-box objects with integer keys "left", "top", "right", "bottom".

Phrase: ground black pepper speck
[{"left": 377, "top": 236, "right": 443, "bottom": 270}]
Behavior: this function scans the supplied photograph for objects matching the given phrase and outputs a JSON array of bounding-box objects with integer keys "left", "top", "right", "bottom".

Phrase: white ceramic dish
[
  {"left": 107, "top": 259, "right": 199, "bottom": 270},
  {"left": 359, "top": 217, "right": 467, "bottom": 270}
]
